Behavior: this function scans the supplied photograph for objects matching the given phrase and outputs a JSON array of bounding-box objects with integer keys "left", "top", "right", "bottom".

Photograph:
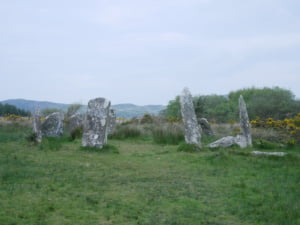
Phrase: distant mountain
[
  {"left": 1, "top": 99, "right": 166, "bottom": 118},
  {"left": 1, "top": 99, "right": 69, "bottom": 112}
]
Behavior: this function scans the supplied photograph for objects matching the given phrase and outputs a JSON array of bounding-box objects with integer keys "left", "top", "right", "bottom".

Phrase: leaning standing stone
[
  {"left": 198, "top": 118, "right": 214, "bottom": 136},
  {"left": 239, "top": 95, "right": 252, "bottom": 147},
  {"left": 32, "top": 108, "right": 42, "bottom": 143},
  {"left": 41, "top": 112, "right": 65, "bottom": 138},
  {"left": 180, "top": 88, "right": 202, "bottom": 147},
  {"left": 82, "top": 98, "right": 111, "bottom": 148},
  {"left": 66, "top": 114, "right": 84, "bottom": 135}
]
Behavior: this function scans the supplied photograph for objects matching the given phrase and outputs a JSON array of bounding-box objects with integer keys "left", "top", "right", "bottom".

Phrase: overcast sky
[{"left": 1, "top": 0, "right": 300, "bottom": 105}]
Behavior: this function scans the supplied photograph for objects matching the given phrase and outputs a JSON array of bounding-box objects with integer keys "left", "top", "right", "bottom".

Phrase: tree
[
  {"left": 161, "top": 96, "right": 181, "bottom": 119},
  {"left": 228, "top": 87, "right": 297, "bottom": 120},
  {"left": 0, "top": 103, "right": 31, "bottom": 116}
]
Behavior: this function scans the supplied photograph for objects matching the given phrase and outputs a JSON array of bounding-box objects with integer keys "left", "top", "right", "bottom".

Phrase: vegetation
[
  {"left": 251, "top": 113, "right": 300, "bottom": 146},
  {"left": 162, "top": 87, "right": 300, "bottom": 123},
  {"left": 109, "top": 124, "right": 142, "bottom": 140},
  {"left": 65, "top": 104, "right": 83, "bottom": 118},
  {"left": 151, "top": 123, "right": 184, "bottom": 145},
  {"left": 0, "top": 122, "right": 299, "bottom": 225},
  {"left": 0, "top": 103, "right": 31, "bottom": 116},
  {"left": 177, "top": 143, "right": 201, "bottom": 152},
  {"left": 40, "top": 108, "right": 64, "bottom": 117}
]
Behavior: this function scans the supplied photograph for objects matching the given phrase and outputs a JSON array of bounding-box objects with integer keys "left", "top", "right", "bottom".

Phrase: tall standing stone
[
  {"left": 107, "top": 109, "right": 116, "bottom": 135},
  {"left": 32, "top": 108, "right": 42, "bottom": 143},
  {"left": 82, "top": 98, "right": 111, "bottom": 148},
  {"left": 180, "top": 88, "right": 202, "bottom": 147},
  {"left": 41, "top": 112, "right": 65, "bottom": 138},
  {"left": 239, "top": 95, "right": 252, "bottom": 147}
]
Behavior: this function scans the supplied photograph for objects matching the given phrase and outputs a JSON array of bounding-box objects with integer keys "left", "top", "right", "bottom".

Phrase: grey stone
[
  {"left": 32, "top": 108, "right": 42, "bottom": 143},
  {"left": 234, "top": 135, "right": 248, "bottom": 148},
  {"left": 207, "top": 135, "right": 247, "bottom": 148},
  {"left": 252, "top": 151, "right": 286, "bottom": 156},
  {"left": 41, "top": 112, "right": 65, "bottom": 137},
  {"left": 180, "top": 88, "right": 202, "bottom": 147},
  {"left": 198, "top": 118, "right": 214, "bottom": 136},
  {"left": 207, "top": 136, "right": 236, "bottom": 148},
  {"left": 107, "top": 109, "right": 116, "bottom": 135},
  {"left": 82, "top": 98, "right": 111, "bottom": 148},
  {"left": 239, "top": 95, "right": 252, "bottom": 147},
  {"left": 66, "top": 114, "right": 84, "bottom": 134}
]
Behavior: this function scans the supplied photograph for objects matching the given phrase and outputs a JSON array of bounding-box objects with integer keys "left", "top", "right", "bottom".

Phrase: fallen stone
[
  {"left": 252, "top": 151, "right": 286, "bottom": 156},
  {"left": 207, "top": 136, "right": 236, "bottom": 148},
  {"left": 207, "top": 135, "right": 247, "bottom": 148}
]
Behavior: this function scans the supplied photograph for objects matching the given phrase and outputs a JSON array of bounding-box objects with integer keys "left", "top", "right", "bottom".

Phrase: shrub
[
  {"left": 25, "top": 132, "right": 39, "bottom": 144},
  {"left": 253, "top": 138, "right": 278, "bottom": 150},
  {"left": 251, "top": 114, "right": 300, "bottom": 145},
  {"left": 140, "top": 114, "right": 154, "bottom": 124},
  {"left": 70, "top": 126, "right": 83, "bottom": 141}
]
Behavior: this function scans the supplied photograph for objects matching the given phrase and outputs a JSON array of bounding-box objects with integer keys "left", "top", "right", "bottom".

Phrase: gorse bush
[
  {"left": 152, "top": 123, "right": 184, "bottom": 145},
  {"left": 251, "top": 113, "right": 300, "bottom": 146},
  {"left": 140, "top": 114, "right": 154, "bottom": 124}
]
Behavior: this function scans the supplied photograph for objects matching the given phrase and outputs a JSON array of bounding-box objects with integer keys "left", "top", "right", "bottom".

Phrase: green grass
[{"left": 0, "top": 124, "right": 299, "bottom": 225}]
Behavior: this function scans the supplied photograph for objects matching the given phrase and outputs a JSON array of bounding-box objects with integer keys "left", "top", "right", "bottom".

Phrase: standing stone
[
  {"left": 239, "top": 95, "right": 252, "bottom": 147},
  {"left": 107, "top": 109, "right": 116, "bottom": 135},
  {"left": 41, "top": 112, "right": 65, "bottom": 138},
  {"left": 32, "top": 108, "right": 42, "bottom": 143},
  {"left": 198, "top": 118, "right": 214, "bottom": 136},
  {"left": 82, "top": 98, "right": 111, "bottom": 148},
  {"left": 66, "top": 114, "right": 84, "bottom": 134},
  {"left": 180, "top": 88, "right": 202, "bottom": 147}
]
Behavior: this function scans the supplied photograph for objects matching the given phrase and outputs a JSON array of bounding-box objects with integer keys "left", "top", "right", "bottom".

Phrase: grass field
[{"left": 0, "top": 123, "right": 299, "bottom": 225}]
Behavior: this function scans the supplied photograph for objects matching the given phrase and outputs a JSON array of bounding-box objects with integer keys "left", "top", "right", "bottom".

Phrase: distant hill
[{"left": 1, "top": 99, "right": 165, "bottom": 118}]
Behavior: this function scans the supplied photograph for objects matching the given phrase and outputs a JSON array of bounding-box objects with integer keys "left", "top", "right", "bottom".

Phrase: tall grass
[
  {"left": 109, "top": 124, "right": 142, "bottom": 139},
  {"left": 151, "top": 123, "right": 184, "bottom": 145}
]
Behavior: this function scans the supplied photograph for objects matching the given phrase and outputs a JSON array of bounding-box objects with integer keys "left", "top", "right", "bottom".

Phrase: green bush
[
  {"left": 25, "top": 132, "right": 39, "bottom": 144},
  {"left": 140, "top": 114, "right": 154, "bottom": 124},
  {"left": 70, "top": 126, "right": 83, "bottom": 141},
  {"left": 253, "top": 138, "right": 278, "bottom": 149}
]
